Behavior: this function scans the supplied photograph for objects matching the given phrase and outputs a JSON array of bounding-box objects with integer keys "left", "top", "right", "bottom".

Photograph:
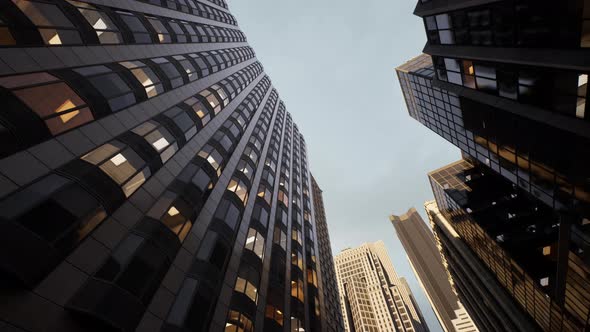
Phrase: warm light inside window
[
  {"left": 110, "top": 153, "right": 127, "bottom": 166},
  {"left": 168, "top": 206, "right": 180, "bottom": 216}
]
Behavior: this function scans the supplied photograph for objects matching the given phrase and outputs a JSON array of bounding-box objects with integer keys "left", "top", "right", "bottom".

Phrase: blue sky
[{"left": 229, "top": 0, "right": 460, "bottom": 330}]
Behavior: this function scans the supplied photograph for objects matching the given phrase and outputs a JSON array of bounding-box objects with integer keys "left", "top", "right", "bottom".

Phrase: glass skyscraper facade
[
  {"left": 0, "top": 1, "right": 340, "bottom": 332},
  {"left": 396, "top": 1, "right": 590, "bottom": 331}
]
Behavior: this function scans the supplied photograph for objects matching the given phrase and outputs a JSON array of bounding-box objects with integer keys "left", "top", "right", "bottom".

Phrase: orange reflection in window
[
  {"left": 13, "top": 82, "right": 94, "bottom": 134},
  {"left": 0, "top": 27, "right": 15, "bottom": 45}
]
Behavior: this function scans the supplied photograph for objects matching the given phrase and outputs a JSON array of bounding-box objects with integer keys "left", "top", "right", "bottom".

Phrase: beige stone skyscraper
[{"left": 334, "top": 241, "right": 430, "bottom": 332}]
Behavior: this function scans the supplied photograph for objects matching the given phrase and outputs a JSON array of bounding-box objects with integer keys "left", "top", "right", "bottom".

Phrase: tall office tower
[
  {"left": 403, "top": 4, "right": 590, "bottom": 330},
  {"left": 396, "top": 23, "right": 590, "bottom": 330},
  {"left": 311, "top": 176, "right": 345, "bottom": 332},
  {"left": 390, "top": 208, "right": 478, "bottom": 332},
  {"left": 427, "top": 156, "right": 590, "bottom": 331},
  {"left": 424, "top": 199, "right": 539, "bottom": 332},
  {"left": 334, "top": 241, "right": 430, "bottom": 332},
  {"left": 0, "top": 1, "right": 335, "bottom": 332}
]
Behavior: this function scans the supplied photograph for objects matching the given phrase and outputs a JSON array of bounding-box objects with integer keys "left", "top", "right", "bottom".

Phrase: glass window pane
[
  {"left": 447, "top": 71, "right": 462, "bottom": 85},
  {"left": 435, "top": 14, "right": 451, "bottom": 29},
  {"left": 439, "top": 30, "right": 454, "bottom": 44},
  {"left": 0, "top": 27, "right": 16, "bottom": 45},
  {"left": 14, "top": 82, "right": 86, "bottom": 118},
  {"left": 476, "top": 76, "right": 497, "bottom": 93},
  {"left": 14, "top": 0, "right": 74, "bottom": 27},
  {"left": 89, "top": 73, "right": 130, "bottom": 98},
  {"left": 99, "top": 148, "right": 145, "bottom": 185},
  {"left": 39, "top": 29, "right": 81, "bottom": 45},
  {"left": 444, "top": 58, "right": 461, "bottom": 72}
]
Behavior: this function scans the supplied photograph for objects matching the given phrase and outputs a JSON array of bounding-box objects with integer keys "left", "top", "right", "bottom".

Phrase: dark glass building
[
  {"left": 424, "top": 198, "right": 539, "bottom": 332},
  {"left": 396, "top": 1, "right": 590, "bottom": 331},
  {"left": 390, "top": 208, "right": 477, "bottom": 332},
  {"left": 311, "top": 176, "right": 345, "bottom": 332},
  {"left": 0, "top": 1, "right": 340, "bottom": 331}
]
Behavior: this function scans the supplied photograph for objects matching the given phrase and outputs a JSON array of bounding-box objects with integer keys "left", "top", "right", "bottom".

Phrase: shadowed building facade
[
  {"left": 0, "top": 1, "right": 339, "bottom": 331},
  {"left": 311, "top": 175, "right": 345, "bottom": 332},
  {"left": 334, "top": 241, "right": 430, "bottom": 332},
  {"left": 390, "top": 208, "right": 478, "bottom": 332}
]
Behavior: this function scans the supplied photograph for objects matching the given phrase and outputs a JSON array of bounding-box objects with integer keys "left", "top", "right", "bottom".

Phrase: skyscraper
[
  {"left": 311, "top": 176, "right": 345, "bottom": 332},
  {"left": 334, "top": 241, "right": 430, "bottom": 332},
  {"left": 396, "top": 2, "right": 590, "bottom": 331},
  {"left": 424, "top": 198, "right": 539, "bottom": 332},
  {"left": 0, "top": 1, "right": 338, "bottom": 331},
  {"left": 390, "top": 208, "right": 477, "bottom": 332}
]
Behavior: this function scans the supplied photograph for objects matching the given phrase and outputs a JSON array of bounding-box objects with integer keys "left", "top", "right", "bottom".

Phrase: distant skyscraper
[
  {"left": 0, "top": 1, "right": 337, "bottom": 332},
  {"left": 334, "top": 241, "right": 430, "bottom": 332},
  {"left": 390, "top": 208, "right": 478, "bottom": 332},
  {"left": 311, "top": 175, "right": 345, "bottom": 332}
]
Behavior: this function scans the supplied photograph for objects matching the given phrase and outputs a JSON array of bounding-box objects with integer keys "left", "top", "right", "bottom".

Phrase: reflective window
[
  {"left": 199, "top": 89, "right": 222, "bottom": 114},
  {"left": 173, "top": 55, "right": 198, "bottom": 81},
  {"left": 81, "top": 141, "right": 149, "bottom": 197},
  {"left": 132, "top": 120, "right": 178, "bottom": 163},
  {"left": 0, "top": 18, "right": 16, "bottom": 45},
  {"left": 224, "top": 310, "right": 253, "bottom": 332},
  {"left": 214, "top": 199, "right": 241, "bottom": 230},
  {"left": 67, "top": 0, "right": 122, "bottom": 44},
  {"left": 152, "top": 57, "right": 183, "bottom": 88},
  {"left": 197, "top": 144, "right": 223, "bottom": 175},
  {"left": 161, "top": 195, "right": 194, "bottom": 241},
  {"left": 234, "top": 276, "right": 258, "bottom": 304},
  {"left": 164, "top": 106, "right": 197, "bottom": 140},
  {"left": 290, "top": 278, "right": 304, "bottom": 302},
  {"left": 244, "top": 228, "right": 264, "bottom": 259},
  {"left": 273, "top": 227, "right": 287, "bottom": 250},
  {"left": 265, "top": 305, "right": 284, "bottom": 326},
  {"left": 0, "top": 72, "right": 93, "bottom": 135},
  {"left": 257, "top": 185, "right": 272, "bottom": 205},
  {"left": 252, "top": 203, "right": 269, "bottom": 227},
  {"left": 73, "top": 65, "right": 137, "bottom": 112},
  {"left": 146, "top": 16, "right": 171, "bottom": 43},
  {"left": 0, "top": 174, "right": 107, "bottom": 253},
  {"left": 117, "top": 10, "right": 151, "bottom": 43},
  {"left": 184, "top": 97, "right": 211, "bottom": 125},
  {"left": 237, "top": 159, "right": 254, "bottom": 180},
  {"left": 167, "top": 19, "right": 187, "bottom": 43},
  {"left": 227, "top": 177, "right": 249, "bottom": 204},
  {"left": 13, "top": 0, "right": 82, "bottom": 45},
  {"left": 120, "top": 60, "right": 164, "bottom": 97},
  {"left": 278, "top": 189, "right": 289, "bottom": 207},
  {"left": 94, "top": 233, "right": 170, "bottom": 303}
]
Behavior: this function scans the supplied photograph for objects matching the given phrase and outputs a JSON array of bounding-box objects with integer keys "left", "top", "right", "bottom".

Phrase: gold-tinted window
[
  {"left": 82, "top": 141, "right": 149, "bottom": 197},
  {"left": 13, "top": 0, "right": 82, "bottom": 45},
  {"left": 67, "top": 0, "right": 122, "bottom": 44},
  {"left": 0, "top": 72, "right": 93, "bottom": 135}
]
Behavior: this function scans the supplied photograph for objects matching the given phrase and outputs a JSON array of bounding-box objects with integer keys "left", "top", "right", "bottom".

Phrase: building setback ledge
[
  {"left": 414, "top": 0, "right": 504, "bottom": 17},
  {"left": 424, "top": 44, "right": 590, "bottom": 72}
]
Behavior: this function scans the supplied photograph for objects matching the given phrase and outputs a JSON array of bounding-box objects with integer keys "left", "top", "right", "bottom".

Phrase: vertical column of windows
[{"left": 161, "top": 77, "right": 272, "bottom": 332}]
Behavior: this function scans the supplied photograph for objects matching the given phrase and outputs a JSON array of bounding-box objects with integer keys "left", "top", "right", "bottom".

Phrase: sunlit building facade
[
  {"left": 0, "top": 1, "right": 337, "bottom": 331},
  {"left": 334, "top": 241, "right": 430, "bottom": 332},
  {"left": 390, "top": 208, "right": 478, "bottom": 332}
]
